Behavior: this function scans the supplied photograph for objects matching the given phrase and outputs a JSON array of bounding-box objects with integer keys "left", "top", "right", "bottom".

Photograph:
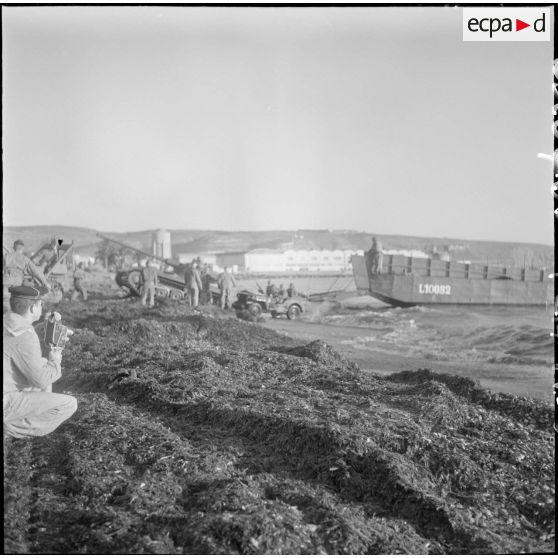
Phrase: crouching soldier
[{"left": 3, "top": 286, "right": 77, "bottom": 439}]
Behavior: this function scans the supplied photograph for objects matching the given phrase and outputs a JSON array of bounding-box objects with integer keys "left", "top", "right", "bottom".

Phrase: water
[{"left": 302, "top": 300, "right": 554, "bottom": 368}]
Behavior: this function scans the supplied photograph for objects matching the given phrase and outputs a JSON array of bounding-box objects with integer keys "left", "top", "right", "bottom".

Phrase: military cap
[
  {"left": 13, "top": 240, "right": 25, "bottom": 249},
  {"left": 8, "top": 285, "right": 49, "bottom": 300}
]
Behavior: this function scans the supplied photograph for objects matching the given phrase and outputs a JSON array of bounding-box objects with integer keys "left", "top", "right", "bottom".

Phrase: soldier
[
  {"left": 374, "top": 238, "right": 384, "bottom": 274},
  {"left": 186, "top": 262, "right": 203, "bottom": 308},
  {"left": 201, "top": 266, "right": 214, "bottom": 305},
  {"left": 3, "top": 285, "right": 77, "bottom": 438},
  {"left": 287, "top": 282, "right": 297, "bottom": 297},
  {"left": 183, "top": 264, "right": 192, "bottom": 305},
  {"left": 365, "top": 239, "right": 374, "bottom": 276},
  {"left": 141, "top": 260, "right": 158, "bottom": 308},
  {"left": 3, "top": 240, "right": 49, "bottom": 313},
  {"left": 70, "top": 263, "right": 88, "bottom": 302},
  {"left": 218, "top": 266, "right": 236, "bottom": 310},
  {"left": 368, "top": 237, "right": 384, "bottom": 275},
  {"left": 265, "top": 280, "right": 273, "bottom": 296}
]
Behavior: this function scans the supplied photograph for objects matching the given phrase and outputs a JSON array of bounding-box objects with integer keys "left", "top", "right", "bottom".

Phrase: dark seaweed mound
[{"left": 4, "top": 295, "right": 555, "bottom": 554}]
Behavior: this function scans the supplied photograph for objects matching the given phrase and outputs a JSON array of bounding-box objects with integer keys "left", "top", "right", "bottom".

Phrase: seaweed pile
[{"left": 4, "top": 295, "right": 555, "bottom": 554}]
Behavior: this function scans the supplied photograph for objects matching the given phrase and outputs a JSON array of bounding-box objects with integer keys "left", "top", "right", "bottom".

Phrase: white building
[
  {"left": 177, "top": 253, "right": 218, "bottom": 266},
  {"left": 244, "top": 249, "right": 286, "bottom": 273},
  {"left": 243, "top": 248, "right": 363, "bottom": 273},
  {"left": 152, "top": 229, "right": 172, "bottom": 260},
  {"left": 383, "top": 249, "right": 430, "bottom": 259},
  {"left": 175, "top": 248, "right": 364, "bottom": 274}
]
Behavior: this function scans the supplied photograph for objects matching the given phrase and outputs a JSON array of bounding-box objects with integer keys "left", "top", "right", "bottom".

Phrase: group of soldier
[
  {"left": 139, "top": 258, "right": 237, "bottom": 310},
  {"left": 2, "top": 240, "right": 301, "bottom": 443},
  {"left": 265, "top": 280, "right": 297, "bottom": 300},
  {"left": 3, "top": 239, "right": 88, "bottom": 314},
  {"left": 183, "top": 260, "right": 237, "bottom": 309}
]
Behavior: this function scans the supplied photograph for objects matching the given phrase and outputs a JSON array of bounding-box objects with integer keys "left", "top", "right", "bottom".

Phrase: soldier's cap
[
  {"left": 13, "top": 240, "right": 25, "bottom": 249},
  {"left": 8, "top": 285, "right": 49, "bottom": 300}
]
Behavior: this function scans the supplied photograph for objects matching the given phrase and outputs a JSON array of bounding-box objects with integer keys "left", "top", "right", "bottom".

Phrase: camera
[{"left": 44, "top": 312, "right": 74, "bottom": 349}]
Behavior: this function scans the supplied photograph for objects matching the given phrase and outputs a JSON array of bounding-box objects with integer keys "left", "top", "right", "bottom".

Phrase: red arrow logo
[{"left": 516, "top": 19, "right": 530, "bottom": 31}]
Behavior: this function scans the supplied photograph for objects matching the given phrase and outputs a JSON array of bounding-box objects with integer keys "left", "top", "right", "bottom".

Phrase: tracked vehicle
[{"left": 100, "top": 234, "right": 220, "bottom": 302}]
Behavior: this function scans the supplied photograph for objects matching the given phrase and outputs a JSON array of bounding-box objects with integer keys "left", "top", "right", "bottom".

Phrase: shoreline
[{"left": 259, "top": 316, "right": 553, "bottom": 404}]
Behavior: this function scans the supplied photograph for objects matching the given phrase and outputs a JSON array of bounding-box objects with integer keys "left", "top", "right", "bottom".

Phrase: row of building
[
  {"left": 177, "top": 248, "right": 365, "bottom": 274},
  {"left": 152, "top": 229, "right": 437, "bottom": 274}
]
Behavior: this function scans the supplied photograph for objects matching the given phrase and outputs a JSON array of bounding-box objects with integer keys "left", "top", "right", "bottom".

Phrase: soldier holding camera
[{"left": 3, "top": 285, "right": 77, "bottom": 438}]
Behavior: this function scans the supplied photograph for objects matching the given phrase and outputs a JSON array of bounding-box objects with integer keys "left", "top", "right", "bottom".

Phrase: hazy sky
[{"left": 2, "top": 6, "right": 554, "bottom": 244}]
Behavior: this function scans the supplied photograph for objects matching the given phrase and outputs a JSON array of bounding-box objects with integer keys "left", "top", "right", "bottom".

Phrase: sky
[{"left": 2, "top": 6, "right": 554, "bottom": 244}]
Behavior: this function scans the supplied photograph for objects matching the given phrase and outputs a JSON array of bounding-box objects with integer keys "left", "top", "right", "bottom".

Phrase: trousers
[
  {"left": 141, "top": 285, "right": 156, "bottom": 307},
  {"left": 220, "top": 288, "right": 233, "bottom": 310},
  {"left": 71, "top": 281, "right": 88, "bottom": 302},
  {"left": 3, "top": 390, "right": 77, "bottom": 438},
  {"left": 189, "top": 287, "right": 199, "bottom": 307}
]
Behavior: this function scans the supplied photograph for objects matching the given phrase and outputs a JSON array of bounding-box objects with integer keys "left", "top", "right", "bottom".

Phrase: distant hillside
[{"left": 2, "top": 225, "right": 553, "bottom": 268}]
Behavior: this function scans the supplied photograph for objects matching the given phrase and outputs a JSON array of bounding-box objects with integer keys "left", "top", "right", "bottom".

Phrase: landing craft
[{"left": 351, "top": 253, "right": 552, "bottom": 307}]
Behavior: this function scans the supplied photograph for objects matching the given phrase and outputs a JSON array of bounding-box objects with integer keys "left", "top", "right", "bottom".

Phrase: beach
[
  {"left": 4, "top": 292, "right": 554, "bottom": 554},
  {"left": 262, "top": 317, "right": 553, "bottom": 402},
  {"left": 238, "top": 286, "right": 553, "bottom": 403}
]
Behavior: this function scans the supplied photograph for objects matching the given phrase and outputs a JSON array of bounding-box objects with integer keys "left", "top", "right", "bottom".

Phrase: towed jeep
[
  {"left": 269, "top": 295, "right": 306, "bottom": 320},
  {"left": 232, "top": 290, "right": 305, "bottom": 320}
]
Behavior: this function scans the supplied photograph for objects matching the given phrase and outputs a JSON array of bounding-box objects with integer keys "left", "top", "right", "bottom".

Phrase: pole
[
  {"left": 45, "top": 244, "right": 74, "bottom": 278},
  {"left": 96, "top": 233, "right": 178, "bottom": 267}
]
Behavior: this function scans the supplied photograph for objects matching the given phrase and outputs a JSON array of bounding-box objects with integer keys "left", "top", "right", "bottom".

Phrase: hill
[{"left": 2, "top": 225, "right": 553, "bottom": 268}]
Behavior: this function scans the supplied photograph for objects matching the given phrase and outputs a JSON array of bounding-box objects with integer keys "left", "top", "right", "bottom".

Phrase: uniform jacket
[
  {"left": 73, "top": 268, "right": 86, "bottom": 284},
  {"left": 3, "top": 253, "right": 46, "bottom": 287},
  {"left": 3, "top": 312, "right": 62, "bottom": 394},
  {"left": 141, "top": 267, "right": 158, "bottom": 286},
  {"left": 218, "top": 271, "right": 236, "bottom": 291},
  {"left": 186, "top": 268, "right": 202, "bottom": 290},
  {"left": 202, "top": 272, "right": 213, "bottom": 291}
]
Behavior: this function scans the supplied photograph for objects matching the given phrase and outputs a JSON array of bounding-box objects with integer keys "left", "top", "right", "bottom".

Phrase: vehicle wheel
[
  {"left": 117, "top": 269, "right": 142, "bottom": 297},
  {"left": 128, "top": 269, "right": 143, "bottom": 289},
  {"left": 248, "top": 303, "right": 262, "bottom": 318},
  {"left": 287, "top": 304, "right": 301, "bottom": 320}
]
